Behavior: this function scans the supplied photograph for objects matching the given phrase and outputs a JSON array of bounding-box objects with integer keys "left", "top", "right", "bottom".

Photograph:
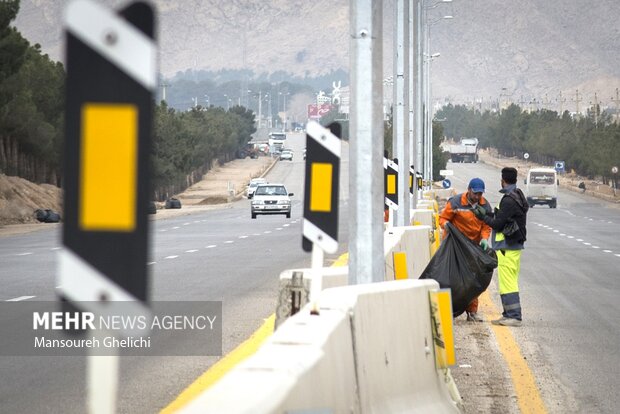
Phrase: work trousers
[{"left": 497, "top": 249, "right": 522, "bottom": 320}]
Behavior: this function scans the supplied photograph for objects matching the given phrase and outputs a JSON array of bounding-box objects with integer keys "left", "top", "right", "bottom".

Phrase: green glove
[
  {"left": 480, "top": 239, "right": 488, "bottom": 251},
  {"left": 473, "top": 204, "right": 487, "bottom": 219}
]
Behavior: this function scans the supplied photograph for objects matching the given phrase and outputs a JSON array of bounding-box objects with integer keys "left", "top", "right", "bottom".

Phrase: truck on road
[{"left": 448, "top": 138, "right": 479, "bottom": 163}]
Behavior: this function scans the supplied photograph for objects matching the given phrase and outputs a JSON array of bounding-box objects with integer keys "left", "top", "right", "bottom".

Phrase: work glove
[
  {"left": 473, "top": 204, "right": 487, "bottom": 220},
  {"left": 479, "top": 239, "right": 488, "bottom": 251}
]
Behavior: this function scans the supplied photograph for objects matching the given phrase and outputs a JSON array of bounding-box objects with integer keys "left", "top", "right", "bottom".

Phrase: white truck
[
  {"left": 268, "top": 132, "right": 287, "bottom": 155},
  {"left": 525, "top": 167, "right": 558, "bottom": 208},
  {"left": 448, "top": 138, "right": 479, "bottom": 163}
]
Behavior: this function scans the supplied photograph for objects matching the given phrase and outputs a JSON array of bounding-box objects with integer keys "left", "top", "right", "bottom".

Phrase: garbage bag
[
  {"left": 34, "top": 209, "right": 61, "bottom": 223},
  {"left": 420, "top": 222, "right": 497, "bottom": 317}
]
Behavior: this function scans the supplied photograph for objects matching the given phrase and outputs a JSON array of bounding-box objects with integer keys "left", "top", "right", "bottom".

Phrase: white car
[
  {"left": 246, "top": 178, "right": 267, "bottom": 199},
  {"left": 279, "top": 149, "right": 293, "bottom": 161},
  {"left": 251, "top": 184, "right": 293, "bottom": 219}
]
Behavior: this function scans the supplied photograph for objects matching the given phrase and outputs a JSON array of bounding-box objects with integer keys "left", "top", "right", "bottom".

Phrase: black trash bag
[
  {"left": 165, "top": 198, "right": 182, "bottom": 209},
  {"left": 420, "top": 222, "right": 497, "bottom": 317},
  {"left": 35, "top": 209, "right": 61, "bottom": 223}
]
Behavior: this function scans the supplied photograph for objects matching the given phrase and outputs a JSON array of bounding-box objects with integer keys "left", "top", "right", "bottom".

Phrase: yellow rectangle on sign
[
  {"left": 393, "top": 251, "right": 408, "bottom": 280},
  {"left": 387, "top": 174, "right": 396, "bottom": 194},
  {"left": 310, "top": 163, "right": 332, "bottom": 212},
  {"left": 409, "top": 175, "right": 413, "bottom": 189},
  {"left": 80, "top": 103, "right": 138, "bottom": 231},
  {"left": 429, "top": 290, "right": 456, "bottom": 368}
]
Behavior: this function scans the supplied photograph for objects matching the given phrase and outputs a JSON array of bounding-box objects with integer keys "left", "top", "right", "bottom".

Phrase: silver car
[
  {"left": 246, "top": 178, "right": 267, "bottom": 199},
  {"left": 251, "top": 184, "right": 293, "bottom": 219},
  {"left": 279, "top": 149, "right": 293, "bottom": 161}
]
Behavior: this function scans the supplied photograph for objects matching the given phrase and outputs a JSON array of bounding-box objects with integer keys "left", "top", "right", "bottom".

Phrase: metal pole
[
  {"left": 409, "top": 0, "right": 419, "bottom": 209},
  {"left": 349, "top": 0, "right": 384, "bottom": 284},
  {"left": 416, "top": 0, "right": 424, "bottom": 187},
  {"left": 393, "top": 0, "right": 410, "bottom": 226}
]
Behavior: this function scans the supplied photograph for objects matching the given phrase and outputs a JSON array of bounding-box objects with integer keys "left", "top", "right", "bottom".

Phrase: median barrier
[
  {"left": 411, "top": 208, "right": 441, "bottom": 255},
  {"left": 181, "top": 280, "right": 461, "bottom": 414},
  {"left": 384, "top": 226, "right": 432, "bottom": 280}
]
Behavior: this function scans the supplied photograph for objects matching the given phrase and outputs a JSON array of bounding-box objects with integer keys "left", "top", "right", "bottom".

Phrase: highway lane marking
[
  {"left": 577, "top": 239, "right": 584, "bottom": 242},
  {"left": 583, "top": 242, "right": 591, "bottom": 246},
  {"left": 283, "top": 224, "right": 290, "bottom": 227},
  {"left": 224, "top": 240, "right": 234, "bottom": 244},
  {"left": 147, "top": 262, "right": 156, "bottom": 265},
  {"left": 185, "top": 250, "right": 198, "bottom": 253},
  {"left": 50, "top": 247, "right": 62, "bottom": 251},
  {"left": 275, "top": 228, "right": 283, "bottom": 231},
  {"left": 239, "top": 235, "right": 248, "bottom": 239},
  {"left": 183, "top": 222, "right": 190, "bottom": 226},
  {"left": 591, "top": 246, "right": 600, "bottom": 249},
  {"left": 480, "top": 290, "right": 548, "bottom": 413},
  {"left": 160, "top": 314, "right": 277, "bottom": 414},
  {"left": 264, "top": 231, "right": 272, "bottom": 234},
  {"left": 603, "top": 250, "right": 612, "bottom": 253},
  {"left": 172, "top": 226, "right": 180, "bottom": 229},
  {"left": 615, "top": 254, "right": 620, "bottom": 257},
  {"left": 252, "top": 233, "right": 261, "bottom": 236},
  {"left": 6, "top": 296, "right": 36, "bottom": 302},
  {"left": 15, "top": 252, "right": 33, "bottom": 256},
  {"left": 164, "top": 255, "right": 178, "bottom": 259},
  {"left": 205, "top": 245, "right": 217, "bottom": 249}
]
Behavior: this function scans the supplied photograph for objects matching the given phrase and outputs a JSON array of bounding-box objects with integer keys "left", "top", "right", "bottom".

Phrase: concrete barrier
[
  {"left": 384, "top": 226, "right": 432, "bottom": 280},
  {"left": 181, "top": 280, "right": 461, "bottom": 414},
  {"left": 411, "top": 208, "right": 441, "bottom": 255}
]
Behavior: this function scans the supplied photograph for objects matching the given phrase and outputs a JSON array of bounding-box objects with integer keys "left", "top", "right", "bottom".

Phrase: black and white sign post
[
  {"left": 303, "top": 121, "right": 341, "bottom": 315},
  {"left": 384, "top": 156, "right": 399, "bottom": 227},
  {"left": 61, "top": 1, "right": 157, "bottom": 412}
]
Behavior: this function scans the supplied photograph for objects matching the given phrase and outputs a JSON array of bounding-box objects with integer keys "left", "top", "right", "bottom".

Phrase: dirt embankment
[{"left": 0, "top": 174, "right": 62, "bottom": 225}]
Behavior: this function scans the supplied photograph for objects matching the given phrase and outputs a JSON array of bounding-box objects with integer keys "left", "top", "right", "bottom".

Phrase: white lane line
[
  {"left": 264, "top": 231, "right": 272, "bottom": 234},
  {"left": 160, "top": 229, "right": 167, "bottom": 232},
  {"left": 185, "top": 249, "right": 198, "bottom": 253},
  {"left": 6, "top": 296, "right": 36, "bottom": 302},
  {"left": 239, "top": 235, "right": 248, "bottom": 239},
  {"left": 603, "top": 250, "right": 612, "bottom": 253},
  {"left": 283, "top": 224, "right": 290, "bottom": 227},
  {"left": 583, "top": 242, "right": 591, "bottom": 246},
  {"left": 589, "top": 218, "right": 594, "bottom": 221},
  {"left": 553, "top": 230, "right": 559, "bottom": 233},
  {"left": 592, "top": 246, "right": 600, "bottom": 249},
  {"left": 224, "top": 240, "right": 234, "bottom": 244},
  {"left": 577, "top": 239, "right": 584, "bottom": 242},
  {"left": 172, "top": 226, "right": 180, "bottom": 230},
  {"left": 275, "top": 228, "right": 283, "bottom": 231},
  {"left": 56, "top": 285, "right": 62, "bottom": 289},
  {"left": 15, "top": 252, "right": 33, "bottom": 256},
  {"left": 165, "top": 255, "right": 179, "bottom": 259},
  {"left": 205, "top": 245, "right": 217, "bottom": 249},
  {"left": 615, "top": 254, "right": 620, "bottom": 258},
  {"left": 147, "top": 262, "right": 156, "bottom": 265},
  {"left": 252, "top": 233, "right": 261, "bottom": 237},
  {"left": 193, "top": 221, "right": 201, "bottom": 223},
  {"left": 608, "top": 221, "right": 613, "bottom": 224},
  {"left": 183, "top": 223, "right": 190, "bottom": 226},
  {"left": 50, "top": 247, "right": 62, "bottom": 251},
  {"left": 567, "top": 236, "right": 574, "bottom": 239},
  {"left": 560, "top": 233, "right": 565, "bottom": 236}
]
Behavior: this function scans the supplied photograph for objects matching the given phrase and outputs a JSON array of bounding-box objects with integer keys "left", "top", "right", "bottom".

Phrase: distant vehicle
[
  {"left": 251, "top": 183, "right": 293, "bottom": 219},
  {"left": 246, "top": 178, "right": 268, "bottom": 199},
  {"left": 525, "top": 167, "right": 558, "bottom": 208},
  {"left": 268, "top": 132, "right": 286, "bottom": 154},
  {"left": 279, "top": 149, "right": 293, "bottom": 161},
  {"left": 448, "top": 138, "right": 479, "bottom": 163}
]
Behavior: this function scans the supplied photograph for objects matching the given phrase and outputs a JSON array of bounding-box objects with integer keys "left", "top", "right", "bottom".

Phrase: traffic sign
[
  {"left": 442, "top": 179, "right": 451, "bottom": 189},
  {"left": 439, "top": 169, "right": 454, "bottom": 176},
  {"left": 302, "top": 121, "right": 341, "bottom": 253},
  {"left": 524, "top": 152, "right": 530, "bottom": 160},
  {"left": 384, "top": 156, "right": 399, "bottom": 210},
  {"left": 612, "top": 166, "right": 618, "bottom": 174},
  {"left": 409, "top": 165, "right": 415, "bottom": 194},
  {"left": 554, "top": 160, "right": 565, "bottom": 173},
  {"left": 59, "top": 0, "right": 156, "bottom": 325}
]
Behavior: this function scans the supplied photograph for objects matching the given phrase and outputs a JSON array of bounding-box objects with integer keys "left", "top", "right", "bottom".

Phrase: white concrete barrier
[
  {"left": 181, "top": 280, "right": 460, "bottom": 414},
  {"left": 384, "top": 226, "right": 432, "bottom": 280}
]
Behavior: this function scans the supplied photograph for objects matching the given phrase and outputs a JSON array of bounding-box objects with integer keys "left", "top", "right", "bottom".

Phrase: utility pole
[
  {"left": 159, "top": 82, "right": 169, "bottom": 102},
  {"left": 574, "top": 89, "right": 582, "bottom": 115},
  {"left": 393, "top": 0, "right": 410, "bottom": 226},
  {"left": 611, "top": 88, "right": 620, "bottom": 123},
  {"left": 349, "top": 0, "right": 384, "bottom": 285},
  {"left": 558, "top": 91, "right": 566, "bottom": 115},
  {"left": 592, "top": 92, "right": 599, "bottom": 126},
  {"left": 258, "top": 90, "right": 262, "bottom": 129}
]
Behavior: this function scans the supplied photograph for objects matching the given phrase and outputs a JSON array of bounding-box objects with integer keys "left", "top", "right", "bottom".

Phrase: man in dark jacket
[{"left": 473, "top": 167, "right": 529, "bottom": 327}]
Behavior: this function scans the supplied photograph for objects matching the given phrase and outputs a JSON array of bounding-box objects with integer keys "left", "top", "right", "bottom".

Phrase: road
[
  {"left": 447, "top": 160, "right": 620, "bottom": 413},
  {"left": 0, "top": 132, "right": 350, "bottom": 413}
]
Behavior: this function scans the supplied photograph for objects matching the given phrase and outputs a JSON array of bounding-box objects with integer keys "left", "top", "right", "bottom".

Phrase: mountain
[{"left": 12, "top": 0, "right": 620, "bottom": 108}]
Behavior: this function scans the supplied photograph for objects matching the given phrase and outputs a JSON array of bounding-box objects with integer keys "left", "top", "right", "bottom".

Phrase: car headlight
[
  {"left": 252, "top": 200, "right": 264, "bottom": 205},
  {"left": 277, "top": 200, "right": 291, "bottom": 205}
]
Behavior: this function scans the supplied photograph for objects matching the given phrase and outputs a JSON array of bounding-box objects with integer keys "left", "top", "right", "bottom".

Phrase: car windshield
[
  {"left": 255, "top": 186, "right": 287, "bottom": 196},
  {"left": 530, "top": 173, "right": 555, "bottom": 184}
]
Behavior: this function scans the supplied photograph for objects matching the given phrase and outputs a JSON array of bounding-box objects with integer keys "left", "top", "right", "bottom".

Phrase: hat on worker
[{"left": 468, "top": 178, "right": 485, "bottom": 193}]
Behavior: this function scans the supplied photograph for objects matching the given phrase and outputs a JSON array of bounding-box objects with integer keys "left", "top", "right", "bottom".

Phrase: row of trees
[
  {"left": 152, "top": 103, "right": 256, "bottom": 200},
  {"left": 0, "top": 1, "right": 65, "bottom": 185},
  {"left": 436, "top": 104, "right": 620, "bottom": 181}
]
